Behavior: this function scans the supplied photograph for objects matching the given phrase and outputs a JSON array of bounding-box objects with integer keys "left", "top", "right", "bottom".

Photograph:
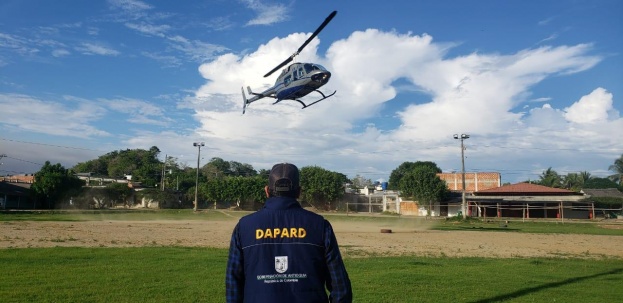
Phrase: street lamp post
[
  {"left": 193, "top": 142, "right": 205, "bottom": 212},
  {"left": 453, "top": 134, "right": 470, "bottom": 219}
]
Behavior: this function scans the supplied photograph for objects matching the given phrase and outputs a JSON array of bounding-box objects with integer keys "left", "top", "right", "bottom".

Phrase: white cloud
[
  {"left": 52, "top": 49, "right": 70, "bottom": 57},
  {"left": 178, "top": 29, "right": 621, "bottom": 182},
  {"left": 75, "top": 42, "right": 120, "bottom": 56},
  {"left": 564, "top": 88, "right": 617, "bottom": 124},
  {"left": 0, "top": 32, "right": 39, "bottom": 56},
  {"left": 124, "top": 22, "right": 170, "bottom": 37},
  {"left": 141, "top": 51, "right": 182, "bottom": 67},
  {"left": 108, "top": 0, "right": 152, "bottom": 13},
  {"left": 166, "top": 35, "right": 228, "bottom": 63},
  {"left": 243, "top": 0, "right": 289, "bottom": 26},
  {"left": 529, "top": 97, "right": 552, "bottom": 103},
  {"left": 0, "top": 94, "right": 110, "bottom": 138},
  {"left": 104, "top": 97, "right": 171, "bottom": 126},
  {"left": 205, "top": 16, "right": 235, "bottom": 31}
]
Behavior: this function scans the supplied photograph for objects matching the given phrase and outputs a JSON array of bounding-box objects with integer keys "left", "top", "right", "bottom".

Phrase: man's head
[{"left": 266, "top": 163, "right": 300, "bottom": 198}]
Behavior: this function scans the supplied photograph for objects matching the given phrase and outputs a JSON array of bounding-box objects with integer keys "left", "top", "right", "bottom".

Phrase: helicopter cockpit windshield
[{"left": 304, "top": 63, "right": 327, "bottom": 73}]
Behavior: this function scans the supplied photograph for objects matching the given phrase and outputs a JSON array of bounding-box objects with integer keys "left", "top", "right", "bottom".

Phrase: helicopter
[{"left": 242, "top": 10, "right": 337, "bottom": 114}]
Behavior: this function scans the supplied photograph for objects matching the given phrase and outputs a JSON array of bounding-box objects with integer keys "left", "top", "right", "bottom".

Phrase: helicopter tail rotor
[
  {"left": 241, "top": 87, "right": 248, "bottom": 114},
  {"left": 263, "top": 10, "right": 337, "bottom": 78}
]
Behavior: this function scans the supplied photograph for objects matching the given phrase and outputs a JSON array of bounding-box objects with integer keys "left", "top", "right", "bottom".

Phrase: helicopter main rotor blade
[
  {"left": 263, "top": 56, "right": 293, "bottom": 78},
  {"left": 263, "top": 10, "right": 337, "bottom": 78},
  {"left": 297, "top": 10, "right": 337, "bottom": 55}
]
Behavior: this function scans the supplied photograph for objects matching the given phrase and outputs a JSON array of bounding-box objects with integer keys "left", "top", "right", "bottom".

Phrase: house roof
[
  {"left": 581, "top": 188, "right": 623, "bottom": 198},
  {"left": 475, "top": 182, "right": 580, "bottom": 196},
  {"left": 0, "top": 181, "right": 32, "bottom": 196}
]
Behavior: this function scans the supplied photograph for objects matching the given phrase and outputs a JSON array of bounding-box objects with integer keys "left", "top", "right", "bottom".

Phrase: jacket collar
[{"left": 263, "top": 196, "right": 302, "bottom": 210}]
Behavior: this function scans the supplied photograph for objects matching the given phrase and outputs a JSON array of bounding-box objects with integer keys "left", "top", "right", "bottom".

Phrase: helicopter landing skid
[{"left": 295, "top": 90, "right": 336, "bottom": 109}]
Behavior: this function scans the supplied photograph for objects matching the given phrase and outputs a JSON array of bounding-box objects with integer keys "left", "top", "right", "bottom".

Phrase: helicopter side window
[
  {"left": 284, "top": 75, "right": 292, "bottom": 86},
  {"left": 304, "top": 64, "right": 314, "bottom": 73}
]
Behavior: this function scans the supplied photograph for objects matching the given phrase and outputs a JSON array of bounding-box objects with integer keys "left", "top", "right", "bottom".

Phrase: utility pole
[
  {"left": 453, "top": 134, "right": 470, "bottom": 219},
  {"left": 193, "top": 143, "right": 205, "bottom": 211},
  {"left": 161, "top": 154, "right": 167, "bottom": 191}
]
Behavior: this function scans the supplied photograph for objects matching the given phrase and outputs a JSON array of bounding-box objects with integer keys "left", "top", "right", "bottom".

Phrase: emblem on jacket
[{"left": 275, "top": 256, "right": 288, "bottom": 273}]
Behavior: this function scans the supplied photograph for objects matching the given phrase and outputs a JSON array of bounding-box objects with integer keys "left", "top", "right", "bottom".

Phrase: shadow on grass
[{"left": 468, "top": 268, "right": 623, "bottom": 303}]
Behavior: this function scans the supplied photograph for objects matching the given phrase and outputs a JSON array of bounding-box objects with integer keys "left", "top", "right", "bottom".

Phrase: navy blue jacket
[{"left": 226, "top": 197, "right": 352, "bottom": 303}]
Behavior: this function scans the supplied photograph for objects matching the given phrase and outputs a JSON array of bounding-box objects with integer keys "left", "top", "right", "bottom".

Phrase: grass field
[
  {"left": 1, "top": 210, "right": 622, "bottom": 302},
  {"left": 1, "top": 247, "right": 622, "bottom": 303}
]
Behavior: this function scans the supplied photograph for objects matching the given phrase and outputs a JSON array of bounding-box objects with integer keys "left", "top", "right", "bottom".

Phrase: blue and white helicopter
[{"left": 242, "top": 11, "right": 337, "bottom": 114}]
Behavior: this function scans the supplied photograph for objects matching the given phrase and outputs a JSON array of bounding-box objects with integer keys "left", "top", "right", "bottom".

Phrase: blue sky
[{"left": 1, "top": 0, "right": 621, "bottom": 184}]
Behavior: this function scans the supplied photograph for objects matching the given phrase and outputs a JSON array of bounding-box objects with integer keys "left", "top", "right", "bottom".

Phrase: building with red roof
[{"left": 467, "top": 183, "right": 587, "bottom": 219}]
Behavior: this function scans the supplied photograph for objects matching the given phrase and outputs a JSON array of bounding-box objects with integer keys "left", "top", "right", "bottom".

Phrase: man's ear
[
  {"left": 264, "top": 186, "right": 270, "bottom": 198},
  {"left": 296, "top": 187, "right": 301, "bottom": 199}
]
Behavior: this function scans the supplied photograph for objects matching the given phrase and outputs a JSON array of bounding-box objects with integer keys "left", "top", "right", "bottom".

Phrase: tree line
[
  {"left": 27, "top": 147, "right": 623, "bottom": 210},
  {"left": 31, "top": 147, "right": 348, "bottom": 210}
]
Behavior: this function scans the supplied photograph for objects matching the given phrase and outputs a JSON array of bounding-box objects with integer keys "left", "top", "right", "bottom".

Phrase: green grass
[
  {"left": 1, "top": 247, "right": 621, "bottom": 303},
  {"left": 324, "top": 213, "right": 623, "bottom": 236},
  {"left": 432, "top": 219, "right": 623, "bottom": 235}
]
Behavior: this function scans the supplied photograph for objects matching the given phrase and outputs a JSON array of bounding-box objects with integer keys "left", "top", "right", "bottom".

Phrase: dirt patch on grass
[{"left": 1, "top": 218, "right": 622, "bottom": 259}]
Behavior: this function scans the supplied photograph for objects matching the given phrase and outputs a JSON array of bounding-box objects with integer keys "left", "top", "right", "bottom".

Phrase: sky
[{"left": 0, "top": 0, "right": 622, "bottom": 184}]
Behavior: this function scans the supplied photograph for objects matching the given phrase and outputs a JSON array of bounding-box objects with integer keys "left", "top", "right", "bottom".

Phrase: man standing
[{"left": 226, "top": 163, "right": 352, "bottom": 303}]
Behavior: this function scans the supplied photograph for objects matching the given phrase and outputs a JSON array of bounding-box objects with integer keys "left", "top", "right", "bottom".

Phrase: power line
[
  {"left": 0, "top": 138, "right": 106, "bottom": 152},
  {"left": 4, "top": 156, "right": 43, "bottom": 166}
]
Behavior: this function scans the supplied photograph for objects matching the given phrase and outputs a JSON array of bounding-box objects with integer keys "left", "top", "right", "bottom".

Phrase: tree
[
  {"left": 202, "top": 158, "right": 258, "bottom": 179},
  {"left": 198, "top": 175, "right": 266, "bottom": 209},
  {"left": 398, "top": 165, "right": 449, "bottom": 216},
  {"left": 229, "top": 161, "right": 257, "bottom": 177},
  {"left": 31, "top": 161, "right": 84, "bottom": 209},
  {"left": 350, "top": 174, "right": 372, "bottom": 189},
  {"left": 299, "top": 166, "right": 348, "bottom": 210},
  {"left": 72, "top": 147, "right": 162, "bottom": 187},
  {"left": 207, "top": 157, "right": 231, "bottom": 176},
  {"left": 106, "top": 182, "right": 133, "bottom": 207},
  {"left": 562, "top": 173, "right": 583, "bottom": 192},
  {"left": 583, "top": 177, "right": 622, "bottom": 190},
  {"left": 608, "top": 154, "right": 623, "bottom": 186},
  {"left": 72, "top": 158, "right": 108, "bottom": 176},
  {"left": 538, "top": 167, "right": 562, "bottom": 188},
  {"left": 580, "top": 171, "right": 592, "bottom": 183},
  {"left": 388, "top": 161, "right": 441, "bottom": 190}
]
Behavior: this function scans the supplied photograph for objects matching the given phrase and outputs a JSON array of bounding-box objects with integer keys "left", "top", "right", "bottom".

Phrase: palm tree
[
  {"left": 580, "top": 171, "right": 592, "bottom": 183},
  {"left": 608, "top": 154, "right": 623, "bottom": 186},
  {"left": 562, "top": 173, "right": 583, "bottom": 191},
  {"left": 539, "top": 167, "right": 562, "bottom": 188}
]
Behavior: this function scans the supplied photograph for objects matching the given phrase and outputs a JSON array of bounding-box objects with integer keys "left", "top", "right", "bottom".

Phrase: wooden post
[
  {"left": 481, "top": 203, "right": 486, "bottom": 220},
  {"left": 522, "top": 205, "right": 525, "bottom": 223}
]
